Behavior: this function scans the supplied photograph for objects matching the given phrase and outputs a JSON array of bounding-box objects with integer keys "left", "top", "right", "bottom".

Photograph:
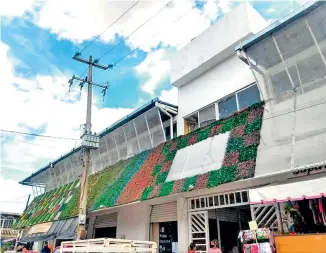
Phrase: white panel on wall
[{"left": 166, "top": 132, "right": 230, "bottom": 182}]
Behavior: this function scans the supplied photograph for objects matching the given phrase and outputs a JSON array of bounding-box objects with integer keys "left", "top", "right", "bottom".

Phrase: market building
[
  {"left": 235, "top": 1, "right": 326, "bottom": 252},
  {"left": 0, "top": 212, "right": 20, "bottom": 251},
  {"left": 13, "top": 1, "right": 326, "bottom": 253},
  {"left": 0, "top": 212, "right": 20, "bottom": 240}
]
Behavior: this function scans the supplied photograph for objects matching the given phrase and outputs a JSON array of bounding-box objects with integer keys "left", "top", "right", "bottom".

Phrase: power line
[
  {"left": 112, "top": 0, "right": 205, "bottom": 66},
  {"left": 0, "top": 136, "right": 57, "bottom": 148},
  {"left": 0, "top": 129, "right": 79, "bottom": 141},
  {"left": 98, "top": 0, "right": 173, "bottom": 61},
  {"left": 0, "top": 200, "right": 25, "bottom": 204},
  {"left": 0, "top": 194, "right": 30, "bottom": 203},
  {"left": 78, "top": 1, "right": 140, "bottom": 54}
]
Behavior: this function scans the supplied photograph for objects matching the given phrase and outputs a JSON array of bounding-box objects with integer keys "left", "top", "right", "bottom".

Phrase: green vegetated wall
[{"left": 14, "top": 102, "right": 264, "bottom": 229}]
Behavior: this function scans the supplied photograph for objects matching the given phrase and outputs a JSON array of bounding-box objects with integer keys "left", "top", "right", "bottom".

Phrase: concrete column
[
  {"left": 177, "top": 197, "right": 189, "bottom": 253},
  {"left": 177, "top": 113, "right": 185, "bottom": 136},
  {"left": 87, "top": 216, "right": 96, "bottom": 239}
]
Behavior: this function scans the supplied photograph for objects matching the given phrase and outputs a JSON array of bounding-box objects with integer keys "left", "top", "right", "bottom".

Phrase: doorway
[
  {"left": 94, "top": 227, "right": 117, "bottom": 238},
  {"left": 208, "top": 206, "right": 251, "bottom": 253}
]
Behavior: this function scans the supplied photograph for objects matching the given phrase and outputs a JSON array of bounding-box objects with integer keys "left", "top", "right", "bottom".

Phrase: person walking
[{"left": 208, "top": 239, "right": 222, "bottom": 253}]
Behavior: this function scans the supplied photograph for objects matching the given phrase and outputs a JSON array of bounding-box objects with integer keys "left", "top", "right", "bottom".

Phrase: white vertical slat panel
[
  {"left": 150, "top": 202, "right": 178, "bottom": 223},
  {"left": 94, "top": 213, "right": 118, "bottom": 228}
]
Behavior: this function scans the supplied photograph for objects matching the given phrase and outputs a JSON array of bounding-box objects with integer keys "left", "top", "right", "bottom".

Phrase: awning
[
  {"left": 21, "top": 218, "right": 77, "bottom": 242},
  {"left": 249, "top": 177, "right": 326, "bottom": 204}
]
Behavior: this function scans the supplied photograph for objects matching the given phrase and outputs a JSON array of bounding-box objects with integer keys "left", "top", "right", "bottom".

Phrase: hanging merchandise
[
  {"left": 259, "top": 242, "right": 273, "bottom": 253},
  {"left": 309, "top": 200, "right": 318, "bottom": 225},
  {"left": 240, "top": 230, "right": 257, "bottom": 243},
  {"left": 319, "top": 198, "right": 326, "bottom": 226},
  {"left": 256, "top": 229, "right": 270, "bottom": 240},
  {"left": 314, "top": 199, "right": 323, "bottom": 225},
  {"left": 238, "top": 228, "right": 275, "bottom": 253}
]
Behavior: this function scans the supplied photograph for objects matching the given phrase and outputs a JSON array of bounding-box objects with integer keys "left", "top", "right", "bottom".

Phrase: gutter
[
  {"left": 234, "top": 1, "right": 324, "bottom": 51},
  {"left": 156, "top": 103, "right": 176, "bottom": 140}
]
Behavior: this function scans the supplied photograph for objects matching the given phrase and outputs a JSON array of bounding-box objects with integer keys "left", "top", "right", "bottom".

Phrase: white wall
[
  {"left": 116, "top": 202, "right": 150, "bottom": 241},
  {"left": 177, "top": 55, "right": 255, "bottom": 135},
  {"left": 171, "top": 2, "right": 267, "bottom": 88},
  {"left": 177, "top": 197, "right": 188, "bottom": 253}
]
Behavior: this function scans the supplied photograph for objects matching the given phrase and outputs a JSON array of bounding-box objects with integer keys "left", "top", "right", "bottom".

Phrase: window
[
  {"left": 199, "top": 104, "right": 216, "bottom": 127},
  {"left": 218, "top": 95, "right": 237, "bottom": 118},
  {"left": 0, "top": 218, "right": 14, "bottom": 228},
  {"left": 165, "top": 123, "right": 177, "bottom": 140},
  {"left": 184, "top": 113, "right": 199, "bottom": 134},
  {"left": 184, "top": 84, "right": 261, "bottom": 133},
  {"left": 237, "top": 84, "right": 261, "bottom": 110}
]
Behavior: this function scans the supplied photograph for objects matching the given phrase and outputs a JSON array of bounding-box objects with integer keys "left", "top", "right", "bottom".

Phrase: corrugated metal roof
[
  {"left": 235, "top": 1, "right": 325, "bottom": 51},
  {"left": 20, "top": 98, "right": 177, "bottom": 186}
]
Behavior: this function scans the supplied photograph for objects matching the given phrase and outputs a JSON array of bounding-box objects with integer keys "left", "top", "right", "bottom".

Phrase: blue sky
[{"left": 0, "top": 0, "right": 305, "bottom": 212}]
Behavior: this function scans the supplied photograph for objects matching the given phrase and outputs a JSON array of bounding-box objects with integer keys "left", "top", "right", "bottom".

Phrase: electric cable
[
  {"left": 78, "top": 1, "right": 140, "bottom": 54},
  {"left": 97, "top": 0, "right": 173, "bottom": 61},
  {"left": 0, "top": 129, "right": 79, "bottom": 141},
  {"left": 111, "top": 0, "right": 205, "bottom": 66}
]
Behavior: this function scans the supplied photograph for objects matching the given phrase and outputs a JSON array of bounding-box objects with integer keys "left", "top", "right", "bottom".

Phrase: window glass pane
[
  {"left": 237, "top": 85, "right": 261, "bottom": 110},
  {"left": 218, "top": 95, "right": 237, "bottom": 118},
  {"left": 242, "top": 191, "right": 248, "bottom": 202},
  {"left": 199, "top": 104, "right": 216, "bottom": 127},
  {"left": 184, "top": 113, "right": 199, "bottom": 133}
]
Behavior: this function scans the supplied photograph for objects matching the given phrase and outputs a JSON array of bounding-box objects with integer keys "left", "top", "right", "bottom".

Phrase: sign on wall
[
  {"left": 291, "top": 164, "right": 326, "bottom": 178},
  {"left": 28, "top": 222, "right": 52, "bottom": 234}
]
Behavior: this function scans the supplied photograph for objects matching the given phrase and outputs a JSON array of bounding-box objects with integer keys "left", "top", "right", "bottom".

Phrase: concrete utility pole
[{"left": 70, "top": 53, "right": 111, "bottom": 240}]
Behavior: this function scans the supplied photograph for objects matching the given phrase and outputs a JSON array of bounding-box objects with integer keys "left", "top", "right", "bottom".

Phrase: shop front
[
  {"left": 150, "top": 202, "right": 178, "bottom": 253},
  {"left": 92, "top": 213, "right": 118, "bottom": 239},
  {"left": 188, "top": 190, "right": 250, "bottom": 253},
  {"left": 20, "top": 218, "right": 78, "bottom": 251},
  {"left": 249, "top": 176, "right": 326, "bottom": 253}
]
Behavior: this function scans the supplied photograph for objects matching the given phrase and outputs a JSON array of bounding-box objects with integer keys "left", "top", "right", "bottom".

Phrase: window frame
[{"left": 184, "top": 83, "right": 260, "bottom": 134}]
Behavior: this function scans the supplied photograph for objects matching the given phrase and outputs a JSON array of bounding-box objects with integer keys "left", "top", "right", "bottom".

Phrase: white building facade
[
  {"left": 87, "top": 3, "right": 270, "bottom": 253},
  {"left": 17, "top": 2, "right": 326, "bottom": 253}
]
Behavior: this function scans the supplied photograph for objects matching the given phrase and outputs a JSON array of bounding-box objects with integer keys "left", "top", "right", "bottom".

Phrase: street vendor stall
[{"left": 249, "top": 177, "right": 326, "bottom": 253}]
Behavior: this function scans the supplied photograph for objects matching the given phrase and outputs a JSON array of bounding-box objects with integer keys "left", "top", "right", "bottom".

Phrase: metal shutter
[
  {"left": 208, "top": 208, "right": 249, "bottom": 222},
  {"left": 150, "top": 202, "right": 177, "bottom": 223},
  {"left": 94, "top": 213, "right": 118, "bottom": 228}
]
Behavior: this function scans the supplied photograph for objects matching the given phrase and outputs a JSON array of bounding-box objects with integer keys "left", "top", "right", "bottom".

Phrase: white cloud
[
  {"left": 3, "top": 0, "right": 225, "bottom": 54},
  {"left": 0, "top": 41, "right": 132, "bottom": 212},
  {"left": 0, "top": 175, "right": 32, "bottom": 213},
  {"left": 217, "top": 0, "right": 232, "bottom": 14},
  {"left": 159, "top": 87, "right": 178, "bottom": 105},
  {"left": 0, "top": 0, "right": 37, "bottom": 17},
  {"left": 204, "top": 0, "right": 219, "bottom": 20},
  {"left": 136, "top": 49, "right": 170, "bottom": 95}
]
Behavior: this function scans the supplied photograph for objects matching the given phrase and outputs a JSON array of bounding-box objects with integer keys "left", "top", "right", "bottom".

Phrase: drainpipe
[
  {"left": 236, "top": 49, "right": 265, "bottom": 102},
  {"left": 156, "top": 103, "right": 174, "bottom": 140}
]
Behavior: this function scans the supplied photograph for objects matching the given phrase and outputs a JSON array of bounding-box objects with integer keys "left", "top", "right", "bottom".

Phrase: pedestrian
[
  {"left": 41, "top": 242, "right": 51, "bottom": 253},
  {"left": 188, "top": 243, "right": 196, "bottom": 253},
  {"left": 208, "top": 239, "right": 222, "bottom": 253}
]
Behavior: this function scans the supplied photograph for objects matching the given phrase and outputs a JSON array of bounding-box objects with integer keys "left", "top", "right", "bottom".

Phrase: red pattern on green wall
[{"left": 14, "top": 102, "right": 264, "bottom": 229}]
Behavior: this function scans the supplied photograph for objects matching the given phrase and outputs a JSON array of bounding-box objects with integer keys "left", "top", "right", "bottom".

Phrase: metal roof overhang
[
  {"left": 20, "top": 98, "right": 177, "bottom": 186},
  {"left": 235, "top": 1, "right": 325, "bottom": 52},
  {"left": 20, "top": 218, "right": 78, "bottom": 242}
]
